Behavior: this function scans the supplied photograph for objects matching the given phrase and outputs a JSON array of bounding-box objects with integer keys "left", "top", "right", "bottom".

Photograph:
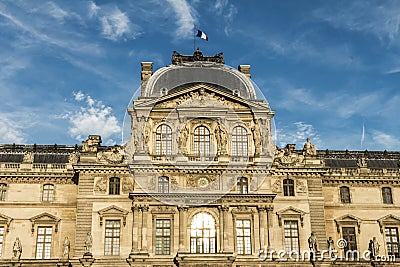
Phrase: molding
[
  {"left": 97, "top": 205, "right": 129, "bottom": 226},
  {"left": 377, "top": 214, "right": 400, "bottom": 233},
  {"left": 334, "top": 214, "right": 362, "bottom": 234},
  {"left": 29, "top": 212, "right": 61, "bottom": 233}
]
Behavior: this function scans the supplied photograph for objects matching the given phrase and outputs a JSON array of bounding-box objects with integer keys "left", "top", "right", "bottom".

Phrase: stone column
[
  {"left": 137, "top": 206, "right": 143, "bottom": 250},
  {"left": 178, "top": 206, "right": 188, "bottom": 252},
  {"left": 266, "top": 205, "right": 274, "bottom": 248},
  {"left": 130, "top": 205, "right": 139, "bottom": 254},
  {"left": 222, "top": 206, "right": 233, "bottom": 252},
  {"left": 218, "top": 206, "right": 225, "bottom": 252},
  {"left": 141, "top": 206, "right": 149, "bottom": 252},
  {"left": 258, "top": 206, "right": 268, "bottom": 251}
]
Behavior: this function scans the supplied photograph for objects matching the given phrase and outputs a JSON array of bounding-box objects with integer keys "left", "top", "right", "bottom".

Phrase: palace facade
[{"left": 0, "top": 50, "right": 399, "bottom": 267}]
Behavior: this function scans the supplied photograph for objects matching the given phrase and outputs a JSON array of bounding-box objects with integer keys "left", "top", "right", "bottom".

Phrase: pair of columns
[{"left": 130, "top": 205, "right": 149, "bottom": 254}]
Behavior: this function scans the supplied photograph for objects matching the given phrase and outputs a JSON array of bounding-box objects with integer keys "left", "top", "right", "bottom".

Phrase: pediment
[
  {"left": 29, "top": 212, "right": 60, "bottom": 233},
  {"left": 334, "top": 214, "right": 361, "bottom": 234},
  {"left": 276, "top": 206, "right": 307, "bottom": 227},
  {"left": 0, "top": 213, "right": 13, "bottom": 232},
  {"left": 378, "top": 214, "right": 400, "bottom": 233},
  {"left": 97, "top": 205, "right": 129, "bottom": 226},
  {"left": 135, "top": 83, "right": 269, "bottom": 111}
]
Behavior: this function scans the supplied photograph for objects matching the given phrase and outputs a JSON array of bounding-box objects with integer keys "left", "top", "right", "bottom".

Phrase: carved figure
[
  {"left": 308, "top": 232, "right": 318, "bottom": 252},
  {"left": 179, "top": 125, "right": 189, "bottom": 153},
  {"left": 327, "top": 237, "right": 335, "bottom": 257},
  {"left": 13, "top": 237, "right": 22, "bottom": 260},
  {"left": 214, "top": 124, "right": 227, "bottom": 154},
  {"left": 94, "top": 178, "right": 107, "bottom": 193},
  {"left": 82, "top": 135, "right": 101, "bottom": 153},
  {"left": 252, "top": 121, "right": 262, "bottom": 155},
  {"left": 358, "top": 157, "right": 367, "bottom": 168},
  {"left": 23, "top": 152, "right": 34, "bottom": 163},
  {"left": 63, "top": 236, "right": 70, "bottom": 258},
  {"left": 368, "top": 239, "right": 375, "bottom": 259},
  {"left": 68, "top": 152, "right": 79, "bottom": 163},
  {"left": 303, "top": 138, "right": 317, "bottom": 156},
  {"left": 373, "top": 237, "right": 380, "bottom": 258},
  {"left": 84, "top": 232, "right": 93, "bottom": 254}
]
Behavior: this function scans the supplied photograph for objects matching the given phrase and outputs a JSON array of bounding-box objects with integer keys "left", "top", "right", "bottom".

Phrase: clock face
[{"left": 197, "top": 177, "right": 209, "bottom": 188}]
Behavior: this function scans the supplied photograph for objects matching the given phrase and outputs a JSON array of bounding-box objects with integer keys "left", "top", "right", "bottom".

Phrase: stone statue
[
  {"left": 327, "top": 237, "right": 335, "bottom": 257},
  {"left": 23, "top": 152, "right": 34, "bottom": 163},
  {"left": 179, "top": 125, "right": 189, "bottom": 153},
  {"left": 252, "top": 121, "right": 262, "bottom": 155},
  {"left": 63, "top": 236, "right": 70, "bottom": 258},
  {"left": 373, "top": 237, "right": 380, "bottom": 258},
  {"left": 214, "top": 123, "right": 227, "bottom": 154},
  {"left": 308, "top": 232, "right": 318, "bottom": 252},
  {"left": 368, "top": 239, "right": 375, "bottom": 259},
  {"left": 84, "top": 232, "right": 93, "bottom": 255},
  {"left": 358, "top": 156, "right": 367, "bottom": 168},
  {"left": 13, "top": 237, "right": 22, "bottom": 260},
  {"left": 303, "top": 138, "right": 317, "bottom": 156}
]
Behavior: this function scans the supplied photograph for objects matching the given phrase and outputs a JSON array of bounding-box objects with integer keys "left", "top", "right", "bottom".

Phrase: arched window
[
  {"left": 340, "top": 186, "right": 351, "bottom": 204},
  {"left": 237, "top": 177, "right": 248, "bottom": 194},
  {"left": 42, "top": 184, "right": 54, "bottom": 202},
  {"left": 109, "top": 177, "right": 120, "bottom": 195},
  {"left": 232, "top": 126, "right": 248, "bottom": 156},
  {"left": 158, "top": 176, "right": 169, "bottom": 193},
  {"left": 156, "top": 124, "right": 172, "bottom": 155},
  {"left": 0, "top": 183, "right": 6, "bottom": 201},
  {"left": 194, "top": 126, "right": 210, "bottom": 157},
  {"left": 382, "top": 187, "right": 393, "bottom": 204},
  {"left": 283, "top": 179, "right": 295, "bottom": 196},
  {"left": 190, "top": 213, "right": 216, "bottom": 253}
]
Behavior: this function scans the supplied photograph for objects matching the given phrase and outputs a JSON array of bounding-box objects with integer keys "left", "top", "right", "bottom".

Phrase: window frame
[
  {"left": 341, "top": 226, "right": 358, "bottom": 252},
  {"left": 104, "top": 219, "right": 121, "bottom": 256},
  {"left": 193, "top": 126, "right": 211, "bottom": 157},
  {"left": 190, "top": 212, "right": 217, "bottom": 254},
  {"left": 385, "top": 227, "right": 399, "bottom": 257},
  {"left": 237, "top": 177, "right": 248, "bottom": 194},
  {"left": 382, "top": 187, "right": 393, "bottom": 204},
  {"left": 283, "top": 179, "right": 295, "bottom": 196},
  {"left": 109, "top": 177, "right": 120, "bottom": 195},
  {"left": 232, "top": 126, "right": 248, "bottom": 157},
  {"left": 340, "top": 186, "right": 351, "bottom": 204},
  {"left": 283, "top": 220, "right": 300, "bottom": 253},
  {"left": 0, "top": 184, "right": 6, "bottom": 201},
  {"left": 42, "top": 184, "right": 54, "bottom": 202},
  {"left": 0, "top": 226, "right": 4, "bottom": 257},
  {"left": 158, "top": 176, "right": 169, "bottom": 193},
  {"left": 155, "top": 219, "right": 171, "bottom": 255},
  {"left": 155, "top": 124, "right": 173, "bottom": 156},
  {"left": 236, "top": 219, "right": 252, "bottom": 255},
  {"left": 35, "top": 226, "right": 53, "bottom": 259}
]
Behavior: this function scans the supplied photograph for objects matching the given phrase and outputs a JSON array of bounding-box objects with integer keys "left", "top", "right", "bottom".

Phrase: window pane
[
  {"left": 284, "top": 220, "right": 299, "bottom": 253},
  {"left": 236, "top": 219, "right": 251, "bottom": 255},
  {"left": 194, "top": 126, "right": 210, "bottom": 157},
  {"left": 155, "top": 219, "right": 171, "bottom": 255},
  {"left": 36, "top": 227, "right": 52, "bottom": 259},
  {"left": 190, "top": 213, "right": 216, "bottom": 253},
  {"left": 104, "top": 220, "right": 120, "bottom": 255},
  {"left": 232, "top": 126, "right": 248, "bottom": 157},
  {"left": 156, "top": 124, "right": 172, "bottom": 155},
  {"left": 43, "top": 184, "right": 54, "bottom": 202},
  {"left": 109, "top": 177, "right": 120, "bottom": 195}
]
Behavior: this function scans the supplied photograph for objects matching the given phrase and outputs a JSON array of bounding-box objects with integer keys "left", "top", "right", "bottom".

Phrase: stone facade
[{"left": 0, "top": 51, "right": 399, "bottom": 267}]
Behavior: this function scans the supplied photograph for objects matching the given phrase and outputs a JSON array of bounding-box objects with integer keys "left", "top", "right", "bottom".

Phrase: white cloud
[
  {"left": 47, "top": 2, "right": 68, "bottom": 21},
  {"left": 213, "top": 0, "right": 237, "bottom": 35},
  {"left": 100, "top": 7, "right": 132, "bottom": 41},
  {"left": 313, "top": 1, "right": 400, "bottom": 44},
  {"left": 0, "top": 115, "right": 26, "bottom": 144},
  {"left": 88, "top": 1, "right": 100, "bottom": 18},
  {"left": 167, "top": 0, "right": 196, "bottom": 38},
  {"left": 372, "top": 130, "right": 400, "bottom": 150},
  {"left": 276, "top": 121, "right": 320, "bottom": 148},
  {"left": 65, "top": 92, "right": 121, "bottom": 144}
]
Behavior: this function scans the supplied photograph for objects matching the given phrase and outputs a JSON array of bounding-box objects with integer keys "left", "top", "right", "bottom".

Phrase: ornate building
[{"left": 0, "top": 50, "right": 399, "bottom": 267}]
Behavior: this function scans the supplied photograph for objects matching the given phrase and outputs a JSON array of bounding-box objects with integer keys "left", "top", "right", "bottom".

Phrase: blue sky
[{"left": 1, "top": 0, "right": 400, "bottom": 151}]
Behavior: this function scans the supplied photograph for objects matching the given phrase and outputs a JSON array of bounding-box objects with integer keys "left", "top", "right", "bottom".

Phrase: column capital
[{"left": 177, "top": 206, "right": 189, "bottom": 212}]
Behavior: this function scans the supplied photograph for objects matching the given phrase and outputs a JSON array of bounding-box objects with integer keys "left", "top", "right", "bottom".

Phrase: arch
[
  {"left": 155, "top": 124, "right": 172, "bottom": 155},
  {"left": 190, "top": 212, "right": 217, "bottom": 253},
  {"left": 194, "top": 126, "right": 211, "bottom": 157},
  {"left": 232, "top": 126, "right": 248, "bottom": 157}
]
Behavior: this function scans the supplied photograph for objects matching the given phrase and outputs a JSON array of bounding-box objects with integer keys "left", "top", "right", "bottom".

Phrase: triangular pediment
[
  {"left": 276, "top": 206, "right": 307, "bottom": 227},
  {"left": 378, "top": 214, "right": 400, "bottom": 225},
  {"left": 98, "top": 205, "right": 129, "bottom": 216},
  {"left": 0, "top": 213, "right": 13, "bottom": 232},
  {"left": 135, "top": 83, "right": 269, "bottom": 111},
  {"left": 98, "top": 205, "right": 129, "bottom": 226},
  {"left": 29, "top": 212, "right": 61, "bottom": 223},
  {"left": 335, "top": 214, "right": 361, "bottom": 223}
]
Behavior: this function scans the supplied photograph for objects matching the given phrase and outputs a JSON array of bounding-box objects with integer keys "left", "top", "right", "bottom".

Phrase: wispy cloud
[
  {"left": 313, "top": 1, "right": 400, "bottom": 44},
  {"left": 47, "top": 2, "right": 68, "bottom": 21},
  {"left": 63, "top": 92, "right": 122, "bottom": 144},
  {"left": 214, "top": 0, "right": 237, "bottom": 35},
  {"left": 167, "top": 0, "right": 196, "bottom": 38},
  {"left": 0, "top": 115, "right": 26, "bottom": 144},
  {"left": 276, "top": 121, "right": 320, "bottom": 148},
  {"left": 372, "top": 130, "right": 400, "bottom": 150}
]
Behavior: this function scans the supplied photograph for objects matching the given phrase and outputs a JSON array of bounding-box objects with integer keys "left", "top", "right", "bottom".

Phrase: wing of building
[{"left": 0, "top": 50, "right": 399, "bottom": 267}]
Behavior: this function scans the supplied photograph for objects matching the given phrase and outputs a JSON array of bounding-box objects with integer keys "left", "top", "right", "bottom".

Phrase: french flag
[{"left": 196, "top": 29, "right": 208, "bottom": 41}]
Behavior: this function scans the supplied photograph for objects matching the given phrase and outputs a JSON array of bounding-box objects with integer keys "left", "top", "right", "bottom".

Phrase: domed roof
[{"left": 142, "top": 50, "right": 257, "bottom": 100}]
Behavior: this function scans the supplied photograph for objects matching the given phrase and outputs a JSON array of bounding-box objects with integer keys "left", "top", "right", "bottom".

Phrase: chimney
[
  {"left": 141, "top": 62, "right": 153, "bottom": 96},
  {"left": 238, "top": 65, "right": 251, "bottom": 79}
]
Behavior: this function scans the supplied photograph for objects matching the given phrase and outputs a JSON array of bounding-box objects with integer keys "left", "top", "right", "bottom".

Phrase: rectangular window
[
  {"left": 382, "top": 187, "right": 393, "bottom": 204},
  {"left": 0, "top": 184, "right": 6, "bottom": 201},
  {"left": 0, "top": 226, "right": 4, "bottom": 257},
  {"left": 42, "top": 184, "right": 54, "bottom": 202},
  {"left": 342, "top": 227, "right": 357, "bottom": 252},
  {"left": 236, "top": 219, "right": 251, "bottom": 254},
  {"left": 155, "top": 219, "right": 171, "bottom": 255},
  {"left": 36, "top": 226, "right": 52, "bottom": 259},
  {"left": 385, "top": 227, "right": 399, "bottom": 257},
  {"left": 284, "top": 220, "right": 299, "bottom": 252},
  {"left": 105, "top": 220, "right": 120, "bottom": 256}
]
